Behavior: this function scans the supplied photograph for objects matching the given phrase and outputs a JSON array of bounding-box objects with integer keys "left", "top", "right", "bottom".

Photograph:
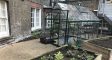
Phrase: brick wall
[
  {"left": 31, "top": 0, "right": 50, "bottom": 6},
  {"left": 68, "top": 0, "right": 99, "bottom": 11},
  {"left": 7, "top": 0, "right": 31, "bottom": 41},
  {"left": 31, "top": 0, "right": 41, "bottom": 3}
]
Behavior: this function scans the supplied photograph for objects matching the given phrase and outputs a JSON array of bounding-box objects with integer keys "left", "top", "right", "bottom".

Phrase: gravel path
[{"left": 0, "top": 39, "right": 57, "bottom": 60}]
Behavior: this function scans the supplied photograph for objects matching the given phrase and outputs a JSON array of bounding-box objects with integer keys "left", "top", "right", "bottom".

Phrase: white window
[
  {"left": 46, "top": 13, "right": 52, "bottom": 28},
  {"left": 46, "top": 20, "right": 51, "bottom": 28},
  {"left": 0, "top": 1, "right": 9, "bottom": 38},
  {"left": 59, "top": 0, "right": 66, "bottom": 1},
  {"left": 31, "top": 8, "right": 41, "bottom": 31}
]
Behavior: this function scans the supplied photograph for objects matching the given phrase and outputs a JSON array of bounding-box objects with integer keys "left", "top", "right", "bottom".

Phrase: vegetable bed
[
  {"left": 32, "top": 46, "right": 96, "bottom": 60},
  {"left": 89, "top": 37, "right": 112, "bottom": 49}
]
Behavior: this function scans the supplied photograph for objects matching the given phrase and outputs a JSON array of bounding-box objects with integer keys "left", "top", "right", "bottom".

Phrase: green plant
[
  {"left": 40, "top": 56, "right": 46, "bottom": 60},
  {"left": 70, "top": 58, "right": 77, "bottom": 60},
  {"left": 54, "top": 51, "right": 64, "bottom": 60},
  {"left": 66, "top": 50, "right": 75, "bottom": 57},
  {"left": 87, "top": 55, "right": 94, "bottom": 60},
  {"left": 32, "top": 30, "right": 42, "bottom": 38},
  {"left": 47, "top": 55, "right": 54, "bottom": 60}
]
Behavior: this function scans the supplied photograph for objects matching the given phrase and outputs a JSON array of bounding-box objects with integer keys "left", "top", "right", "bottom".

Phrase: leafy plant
[
  {"left": 47, "top": 55, "right": 54, "bottom": 60},
  {"left": 87, "top": 55, "right": 94, "bottom": 60},
  {"left": 54, "top": 51, "right": 64, "bottom": 60},
  {"left": 39, "top": 47, "right": 95, "bottom": 60},
  {"left": 32, "top": 30, "right": 42, "bottom": 38},
  {"left": 70, "top": 58, "right": 77, "bottom": 60},
  {"left": 66, "top": 50, "right": 75, "bottom": 57},
  {"left": 40, "top": 56, "right": 46, "bottom": 60}
]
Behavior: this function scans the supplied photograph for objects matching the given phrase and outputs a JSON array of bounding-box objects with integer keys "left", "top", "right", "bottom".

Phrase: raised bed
[
  {"left": 32, "top": 45, "right": 97, "bottom": 60},
  {"left": 88, "top": 36, "right": 112, "bottom": 49}
]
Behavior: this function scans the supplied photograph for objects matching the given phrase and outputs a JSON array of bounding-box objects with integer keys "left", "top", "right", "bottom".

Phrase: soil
[
  {"left": 35, "top": 47, "right": 96, "bottom": 60},
  {"left": 89, "top": 38, "right": 112, "bottom": 49}
]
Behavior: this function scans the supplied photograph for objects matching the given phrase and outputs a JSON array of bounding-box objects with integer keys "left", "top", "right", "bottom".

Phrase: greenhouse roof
[{"left": 58, "top": 3, "right": 100, "bottom": 21}]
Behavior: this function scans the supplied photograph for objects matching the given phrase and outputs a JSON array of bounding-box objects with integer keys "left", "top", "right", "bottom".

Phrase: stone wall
[{"left": 7, "top": 0, "right": 31, "bottom": 41}]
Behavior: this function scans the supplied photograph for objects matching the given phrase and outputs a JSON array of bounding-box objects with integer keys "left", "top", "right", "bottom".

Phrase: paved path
[{"left": 0, "top": 39, "right": 57, "bottom": 60}]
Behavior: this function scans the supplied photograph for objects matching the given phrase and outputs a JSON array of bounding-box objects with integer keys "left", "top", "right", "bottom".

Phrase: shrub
[
  {"left": 54, "top": 51, "right": 64, "bottom": 60},
  {"left": 32, "top": 30, "right": 42, "bottom": 39},
  {"left": 70, "top": 58, "right": 77, "bottom": 60},
  {"left": 40, "top": 56, "right": 46, "bottom": 60}
]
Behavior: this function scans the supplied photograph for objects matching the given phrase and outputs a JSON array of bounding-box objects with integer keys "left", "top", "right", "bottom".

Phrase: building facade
[
  {"left": 0, "top": 0, "right": 43, "bottom": 42},
  {"left": 0, "top": 0, "right": 101, "bottom": 43}
]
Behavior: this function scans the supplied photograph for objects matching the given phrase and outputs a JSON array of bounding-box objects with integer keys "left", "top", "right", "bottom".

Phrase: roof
[
  {"left": 43, "top": 5, "right": 52, "bottom": 9},
  {"left": 58, "top": 3, "right": 100, "bottom": 21}
]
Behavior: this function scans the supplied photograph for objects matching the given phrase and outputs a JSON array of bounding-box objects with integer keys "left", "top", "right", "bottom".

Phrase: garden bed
[
  {"left": 88, "top": 36, "right": 112, "bottom": 49},
  {"left": 32, "top": 45, "right": 97, "bottom": 60}
]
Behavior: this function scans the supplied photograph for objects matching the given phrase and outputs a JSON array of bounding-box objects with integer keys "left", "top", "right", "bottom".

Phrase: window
[
  {"left": 0, "top": 1, "right": 9, "bottom": 38},
  {"left": 59, "top": 0, "right": 66, "bottom": 1},
  {"left": 46, "top": 20, "right": 51, "bottom": 28},
  {"left": 46, "top": 13, "right": 52, "bottom": 28},
  {"left": 31, "top": 8, "right": 41, "bottom": 31}
]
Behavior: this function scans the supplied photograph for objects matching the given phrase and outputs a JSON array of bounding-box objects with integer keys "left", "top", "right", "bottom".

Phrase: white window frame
[
  {"left": 46, "top": 13, "right": 52, "bottom": 28},
  {"left": 59, "top": 0, "right": 66, "bottom": 1},
  {"left": 31, "top": 8, "right": 41, "bottom": 31},
  {"left": 46, "top": 20, "right": 51, "bottom": 28},
  {"left": 0, "top": 1, "right": 9, "bottom": 38}
]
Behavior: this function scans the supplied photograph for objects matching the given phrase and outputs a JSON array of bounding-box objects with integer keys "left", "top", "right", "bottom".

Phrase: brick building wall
[
  {"left": 6, "top": 0, "right": 44, "bottom": 41},
  {"left": 0, "top": 0, "right": 44, "bottom": 44},
  {"left": 40, "top": 0, "right": 51, "bottom": 6},
  {"left": 68, "top": 0, "right": 99, "bottom": 11},
  {"left": 30, "top": 0, "right": 50, "bottom": 7},
  {"left": 6, "top": 0, "right": 31, "bottom": 41},
  {"left": 32, "top": 0, "right": 41, "bottom": 3}
]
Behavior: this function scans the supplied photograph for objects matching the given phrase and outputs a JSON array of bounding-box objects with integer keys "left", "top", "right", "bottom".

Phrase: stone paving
[{"left": 0, "top": 39, "right": 57, "bottom": 60}]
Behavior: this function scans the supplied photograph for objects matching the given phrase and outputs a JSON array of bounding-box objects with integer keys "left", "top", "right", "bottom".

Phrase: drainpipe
[
  {"left": 102, "top": 0, "right": 105, "bottom": 17},
  {"left": 66, "top": 0, "right": 68, "bottom": 3},
  {"left": 49, "top": 0, "right": 52, "bottom": 6}
]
